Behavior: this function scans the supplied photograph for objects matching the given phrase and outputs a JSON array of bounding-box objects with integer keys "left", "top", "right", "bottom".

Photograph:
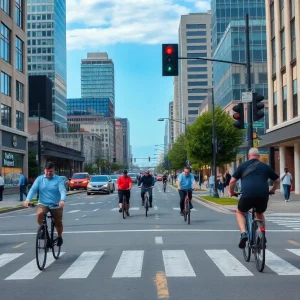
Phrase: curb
[
  {"left": 0, "top": 190, "right": 85, "bottom": 214},
  {"left": 195, "top": 196, "right": 236, "bottom": 214}
]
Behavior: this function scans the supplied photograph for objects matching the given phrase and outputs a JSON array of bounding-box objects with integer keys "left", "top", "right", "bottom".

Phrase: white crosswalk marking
[
  {"left": 70, "top": 202, "right": 85, "bottom": 206},
  {"left": 155, "top": 237, "right": 163, "bottom": 244},
  {"left": 111, "top": 207, "right": 140, "bottom": 211},
  {"left": 205, "top": 250, "right": 253, "bottom": 277},
  {"left": 66, "top": 210, "right": 81, "bottom": 214},
  {"left": 0, "top": 253, "right": 23, "bottom": 268},
  {"left": 173, "top": 207, "right": 197, "bottom": 211},
  {"left": 265, "top": 250, "right": 300, "bottom": 275},
  {"left": 286, "top": 249, "right": 300, "bottom": 256},
  {"left": 60, "top": 251, "right": 104, "bottom": 279},
  {"left": 112, "top": 251, "right": 144, "bottom": 278},
  {"left": 5, "top": 253, "right": 65, "bottom": 280},
  {"left": 162, "top": 250, "right": 196, "bottom": 277}
]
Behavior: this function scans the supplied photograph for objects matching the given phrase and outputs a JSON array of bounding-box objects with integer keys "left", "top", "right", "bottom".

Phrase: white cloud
[
  {"left": 194, "top": 1, "right": 211, "bottom": 11},
  {"left": 66, "top": 0, "right": 190, "bottom": 49}
]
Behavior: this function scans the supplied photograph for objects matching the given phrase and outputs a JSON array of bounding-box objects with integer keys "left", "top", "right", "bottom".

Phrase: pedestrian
[
  {"left": 174, "top": 174, "right": 177, "bottom": 183},
  {"left": 0, "top": 173, "right": 4, "bottom": 201},
  {"left": 208, "top": 174, "right": 215, "bottom": 196},
  {"left": 18, "top": 171, "right": 28, "bottom": 202},
  {"left": 217, "top": 174, "right": 225, "bottom": 197},
  {"left": 224, "top": 171, "right": 232, "bottom": 196},
  {"left": 280, "top": 167, "right": 293, "bottom": 202}
]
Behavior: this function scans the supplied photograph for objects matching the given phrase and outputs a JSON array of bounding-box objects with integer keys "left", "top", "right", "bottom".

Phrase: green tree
[
  {"left": 84, "top": 163, "right": 98, "bottom": 174},
  {"left": 187, "top": 106, "right": 244, "bottom": 167},
  {"left": 168, "top": 134, "right": 187, "bottom": 170},
  {"left": 28, "top": 149, "right": 38, "bottom": 178}
]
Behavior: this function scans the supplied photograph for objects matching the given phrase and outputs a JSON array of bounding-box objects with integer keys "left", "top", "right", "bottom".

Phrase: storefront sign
[
  {"left": 3, "top": 152, "right": 16, "bottom": 167},
  {"left": 2, "top": 151, "right": 23, "bottom": 188}
]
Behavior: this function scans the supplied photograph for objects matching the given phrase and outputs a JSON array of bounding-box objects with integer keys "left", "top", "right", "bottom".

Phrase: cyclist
[
  {"left": 117, "top": 170, "right": 132, "bottom": 216},
  {"left": 162, "top": 173, "right": 168, "bottom": 184},
  {"left": 138, "top": 170, "right": 154, "bottom": 207},
  {"left": 24, "top": 161, "right": 66, "bottom": 246},
  {"left": 228, "top": 148, "right": 280, "bottom": 249},
  {"left": 177, "top": 167, "right": 197, "bottom": 215}
]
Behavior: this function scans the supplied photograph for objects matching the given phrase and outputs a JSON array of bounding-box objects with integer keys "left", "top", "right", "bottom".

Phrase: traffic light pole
[{"left": 37, "top": 102, "right": 41, "bottom": 175}]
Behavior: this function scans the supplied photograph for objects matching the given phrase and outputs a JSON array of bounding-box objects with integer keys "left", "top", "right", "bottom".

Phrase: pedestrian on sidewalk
[
  {"left": 217, "top": 174, "right": 225, "bottom": 197},
  {"left": 208, "top": 174, "right": 215, "bottom": 196},
  {"left": 18, "top": 172, "right": 27, "bottom": 202},
  {"left": 224, "top": 171, "right": 232, "bottom": 196},
  {"left": 280, "top": 168, "right": 293, "bottom": 202},
  {"left": 0, "top": 174, "right": 4, "bottom": 201}
]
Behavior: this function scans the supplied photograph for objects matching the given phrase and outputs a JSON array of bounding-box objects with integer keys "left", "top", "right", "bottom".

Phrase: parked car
[
  {"left": 110, "top": 174, "right": 120, "bottom": 190},
  {"left": 156, "top": 174, "right": 163, "bottom": 181},
  {"left": 87, "top": 175, "right": 115, "bottom": 195},
  {"left": 70, "top": 172, "right": 90, "bottom": 190},
  {"left": 59, "top": 176, "right": 70, "bottom": 191},
  {"left": 128, "top": 173, "right": 137, "bottom": 183}
]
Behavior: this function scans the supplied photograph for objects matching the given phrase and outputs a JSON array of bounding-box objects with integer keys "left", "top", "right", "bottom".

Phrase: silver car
[
  {"left": 87, "top": 175, "right": 115, "bottom": 195},
  {"left": 128, "top": 173, "right": 137, "bottom": 184},
  {"left": 110, "top": 174, "right": 120, "bottom": 190}
]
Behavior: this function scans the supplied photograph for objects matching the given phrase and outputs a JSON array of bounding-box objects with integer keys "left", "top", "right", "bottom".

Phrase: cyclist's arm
[
  {"left": 26, "top": 177, "right": 40, "bottom": 201},
  {"left": 58, "top": 177, "right": 66, "bottom": 201},
  {"left": 177, "top": 178, "right": 181, "bottom": 190},
  {"left": 269, "top": 168, "right": 280, "bottom": 194},
  {"left": 128, "top": 177, "right": 133, "bottom": 190}
]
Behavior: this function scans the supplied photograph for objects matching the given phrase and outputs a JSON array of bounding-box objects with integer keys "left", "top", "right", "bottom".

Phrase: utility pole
[{"left": 37, "top": 103, "right": 41, "bottom": 175}]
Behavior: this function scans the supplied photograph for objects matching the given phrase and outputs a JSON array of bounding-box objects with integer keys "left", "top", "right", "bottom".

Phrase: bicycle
[
  {"left": 122, "top": 194, "right": 126, "bottom": 219},
  {"left": 35, "top": 204, "right": 61, "bottom": 270},
  {"left": 243, "top": 207, "right": 266, "bottom": 272},
  {"left": 139, "top": 186, "right": 152, "bottom": 217},
  {"left": 182, "top": 189, "right": 192, "bottom": 225},
  {"left": 163, "top": 181, "right": 167, "bottom": 193}
]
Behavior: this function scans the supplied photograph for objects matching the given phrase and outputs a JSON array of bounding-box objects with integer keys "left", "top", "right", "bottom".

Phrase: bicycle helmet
[{"left": 122, "top": 169, "right": 128, "bottom": 174}]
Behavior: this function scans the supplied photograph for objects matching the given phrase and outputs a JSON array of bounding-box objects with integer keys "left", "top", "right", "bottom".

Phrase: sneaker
[
  {"left": 126, "top": 211, "right": 130, "bottom": 216},
  {"left": 57, "top": 237, "right": 63, "bottom": 247},
  {"left": 119, "top": 208, "right": 122, "bottom": 213},
  {"left": 238, "top": 232, "right": 248, "bottom": 249}
]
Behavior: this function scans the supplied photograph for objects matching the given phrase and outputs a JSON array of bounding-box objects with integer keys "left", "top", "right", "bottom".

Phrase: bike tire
[
  {"left": 187, "top": 203, "right": 191, "bottom": 225},
  {"left": 254, "top": 221, "right": 265, "bottom": 272},
  {"left": 243, "top": 240, "right": 251, "bottom": 262},
  {"left": 183, "top": 200, "right": 187, "bottom": 222},
  {"left": 122, "top": 195, "right": 126, "bottom": 219},
  {"left": 145, "top": 196, "right": 149, "bottom": 217},
  {"left": 51, "top": 220, "right": 61, "bottom": 259},
  {"left": 36, "top": 225, "right": 47, "bottom": 270}
]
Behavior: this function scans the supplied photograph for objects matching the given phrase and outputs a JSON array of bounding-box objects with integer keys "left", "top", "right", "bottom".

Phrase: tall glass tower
[{"left": 27, "top": 0, "right": 67, "bottom": 129}]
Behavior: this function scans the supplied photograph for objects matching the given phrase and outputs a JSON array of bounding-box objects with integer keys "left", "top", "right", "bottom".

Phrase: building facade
[
  {"left": 115, "top": 121, "right": 124, "bottom": 164},
  {"left": 81, "top": 52, "right": 115, "bottom": 105},
  {"left": 178, "top": 12, "right": 213, "bottom": 125},
  {"left": 27, "top": 0, "right": 67, "bottom": 129},
  {"left": 115, "top": 118, "right": 130, "bottom": 167},
  {"left": 173, "top": 76, "right": 181, "bottom": 139},
  {"left": 260, "top": 0, "right": 300, "bottom": 194},
  {"left": 168, "top": 101, "right": 174, "bottom": 147},
  {"left": 0, "top": 0, "right": 29, "bottom": 190}
]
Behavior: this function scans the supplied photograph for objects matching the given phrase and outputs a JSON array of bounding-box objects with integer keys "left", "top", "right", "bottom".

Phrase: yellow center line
[
  {"left": 13, "top": 242, "right": 27, "bottom": 249},
  {"left": 155, "top": 271, "right": 169, "bottom": 299},
  {"left": 288, "top": 240, "right": 300, "bottom": 247}
]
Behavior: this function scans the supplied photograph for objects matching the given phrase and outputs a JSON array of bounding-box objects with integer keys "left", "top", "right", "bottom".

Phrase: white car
[{"left": 87, "top": 175, "right": 115, "bottom": 195}]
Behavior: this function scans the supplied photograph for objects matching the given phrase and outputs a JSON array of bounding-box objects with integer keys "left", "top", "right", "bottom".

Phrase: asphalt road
[{"left": 1, "top": 183, "right": 300, "bottom": 300}]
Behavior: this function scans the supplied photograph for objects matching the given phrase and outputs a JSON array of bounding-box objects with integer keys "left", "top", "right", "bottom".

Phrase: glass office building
[
  {"left": 211, "top": 0, "right": 265, "bottom": 54},
  {"left": 81, "top": 53, "right": 115, "bottom": 106},
  {"left": 27, "top": 0, "right": 67, "bottom": 129},
  {"left": 67, "top": 98, "right": 114, "bottom": 118}
]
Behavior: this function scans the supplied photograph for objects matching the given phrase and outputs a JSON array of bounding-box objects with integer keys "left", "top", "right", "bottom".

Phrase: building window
[
  {"left": 1, "top": 23, "right": 10, "bottom": 63},
  {"left": 283, "top": 85, "right": 287, "bottom": 121},
  {"left": 1, "top": 71, "right": 11, "bottom": 95},
  {"left": 186, "top": 31, "right": 206, "bottom": 37},
  {"left": 291, "top": 19, "right": 296, "bottom": 61},
  {"left": 280, "top": 0, "right": 284, "bottom": 29},
  {"left": 188, "top": 103, "right": 200, "bottom": 108},
  {"left": 186, "top": 24, "right": 206, "bottom": 29},
  {"left": 188, "top": 96, "right": 206, "bottom": 101},
  {"left": 272, "top": 38, "right": 276, "bottom": 75},
  {"left": 188, "top": 81, "right": 208, "bottom": 87},
  {"left": 273, "top": 91, "right": 277, "bottom": 125},
  {"left": 232, "top": 73, "right": 240, "bottom": 84},
  {"left": 1, "top": 104, "right": 11, "bottom": 127},
  {"left": 15, "top": 0, "right": 23, "bottom": 28},
  {"left": 16, "top": 110, "right": 24, "bottom": 131},
  {"left": 1, "top": 0, "right": 10, "bottom": 15},
  {"left": 293, "top": 79, "right": 298, "bottom": 117},
  {"left": 15, "top": 36, "right": 23, "bottom": 72},
  {"left": 187, "top": 38, "right": 206, "bottom": 43},
  {"left": 188, "top": 110, "right": 198, "bottom": 115},
  {"left": 187, "top": 67, "right": 207, "bottom": 72},
  {"left": 188, "top": 74, "right": 207, "bottom": 79},
  {"left": 16, "top": 81, "right": 24, "bottom": 102},
  {"left": 271, "top": 3, "right": 275, "bottom": 38},
  {"left": 281, "top": 30, "right": 285, "bottom": 67},
  {"left": 290, "top": 0, "right": 295, "bottom": 19},
  {"left": 259, "top": 73, "right": 267, "bottom": 83},
  {"left": 187, "top": 45, "right": 207, "bottom": 51},
  {"left": 187, "top": 52, "right": 207, "bottom": 58}
]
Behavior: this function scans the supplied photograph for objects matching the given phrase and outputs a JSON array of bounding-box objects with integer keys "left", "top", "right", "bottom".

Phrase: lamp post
[{"left": 158, "top": 117, "right": 187, "bottom": 135}]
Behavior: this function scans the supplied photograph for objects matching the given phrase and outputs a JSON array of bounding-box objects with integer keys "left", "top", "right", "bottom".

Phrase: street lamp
[{"left": 158, "top": 117, "right": 187, "bottom": 135}]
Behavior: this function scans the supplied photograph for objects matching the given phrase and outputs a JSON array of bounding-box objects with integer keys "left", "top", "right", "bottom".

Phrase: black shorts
[
  {"left": 238, "top": 196, "right": 269, "bottom": 214},
  {"left": 118, "top": 190, "right": 130, "bottom": 204}
]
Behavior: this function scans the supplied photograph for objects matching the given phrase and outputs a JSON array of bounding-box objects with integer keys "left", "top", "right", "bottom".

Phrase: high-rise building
[
  {"left": 211, "top": 0, "right": 266, "bottom": 54},
  {"left": 0, "top": 0, "right": 28, "bottom": 190},
  {"left": 81, "top": 52, "right": 115, "bottom": 105},
  {"left": 178, "top": 12, "right": 213, "bottom": 125},
  {"left": 116, "top": 118, "right": 130, "bottom": 167},
  {"left": 115, "top": 121, "right": 124, "bottom": 164},
  {"left": 164, "top": 119, "right": 168, "bottom": 155},
  {"left": 27, "top": 0, "right": 67, "bottom": 129},
  {"left": 168, "top": 101, "right": 174, "bottom": 147},
  {"left": 173, "top": 77, "right": 181, "bottom": 140},
  {"left": 260, "top": 0, "right": 300, "bottom": 194}
]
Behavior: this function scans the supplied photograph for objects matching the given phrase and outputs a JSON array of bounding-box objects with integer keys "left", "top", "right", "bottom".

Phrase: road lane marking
[
  {"left": 265, "top": 250, "right": 300, "bottom": 275},
  {"left": 93, "top": 208, "right": 99, "bottom": 212},
  {"left": 0, "top": 253, "right": 23, "bottom": 268},
  {"left": 82, "top": 215, "right": 86, "bottom": 218},
  {"left": 60, "top": 251, "right": 104, "bottom": 279},
  {"left": 5, "top": 253, "right": 65, "bottom": 280},
  {"left": 287, "top": 249, "right": 300, "bottom": 256},
  {"left": 155, "top": 237, "right": 163, "bottom": 244},
  {"left": 162, "top": 250, "right": 196, "bottom": 277},
  {"left": 155, "top": 214, "right": 159, "bottom": 219},
  {"left": 205, "top": 250, "right": 253, "bottom": 277},
  {"left": 66, "top": 210, "right": 81, "bottom": 214},
  {"left": 13, "top": 242, "right": 27, "bottom": 249},
  {"left": 112, "top": 251, "right": 144, "bottom": 278},
  {"left": 75, "top": 219, "right": 79, "bottom": 221},
  {"left": 111, "top": 207, "right": 140, "bottom": 211},
  {"left": 70, "top": 202, "right": 85, "bottom": 206},
  {"left": 155, "top": 272, "right": 169, "bottom": 299},
  {"left": 173, "top": 207, "right": 197, "bottom": 211},
  {"left": 288, "top": 240, "right": 300, "bottom": 247}
]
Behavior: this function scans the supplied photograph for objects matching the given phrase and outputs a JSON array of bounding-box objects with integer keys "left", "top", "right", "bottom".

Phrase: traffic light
[
  {"left": 252, "top": 93, "right": 265, "bottom": 121},
  {"left": 232, "top": 103, "right": 245, "bottom": 129},
  {"left": 148, "top": 157, "right": 151, "bottom": 162},
  {"left": 162, "top": 44, "right": 178, "bottom": 76}
]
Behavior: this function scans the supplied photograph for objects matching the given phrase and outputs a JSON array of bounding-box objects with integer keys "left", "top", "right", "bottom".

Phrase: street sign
[
  {"left": 244, "top": 122, "right": 264, "bottom": 128},
  {"left": 241, "top": 92, "right": 252, "bottom": 103},
  {"left": 253, "top": 139, "right": 260, "bottom": 147}
]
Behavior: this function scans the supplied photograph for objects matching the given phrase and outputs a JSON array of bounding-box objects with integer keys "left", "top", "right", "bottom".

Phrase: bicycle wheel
[
  {"left": 51, "top": 220, "right": 61, "bottom": 259},
  {"left": 254, "top": 221, "right": 265, "bottom": 272},
  {"left": 145, "top": 195, "right": 149, "bottom": 217},
  {"left": 187, "top": 201, "right": 191, "bottom": 225},
  {"left": 183, "top": 199, "right": 187, "bottom": 222},
  {"left": 122, "top": 195, "right": 126, "bottom": 219},
  {"left": 243, "top": 239, "right": 251, "bottom": 262},
  {"left": 36, "top": 225, "right": 47, "bottom": 270},
  {"left": 163, "top": 184, "right": 166, "bottom": 193}
]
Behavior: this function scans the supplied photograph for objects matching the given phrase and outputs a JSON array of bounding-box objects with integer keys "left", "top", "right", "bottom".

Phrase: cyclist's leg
[
  {"left": 178, "top": 190, "right": 186, "bottom": 213},
  {"left": 187, "top": 189, "right": 193, "bottom": 209},
  {"left": 254, "top": 197, "right": 269, "bottom": 227},
  {"left": 141, "top": 189, "right": 145, "bottom": 205},
  {"left": 237, "top": 197, "right": 253, "bottom": 248},
  {"left": 148, "top": 188, "right": 153, "bottom": 207},
  {"left": 125, "top": 190, "right": 130, "bottom": 212},
  {"left": 36, "top": 204, "right": 49, "bottom": 226},
  {"left": 118, "top": 190, "right": 123, "bottom": 212},
  {"left": 50, "top": 207, "right": 63, "bottom": 237}
]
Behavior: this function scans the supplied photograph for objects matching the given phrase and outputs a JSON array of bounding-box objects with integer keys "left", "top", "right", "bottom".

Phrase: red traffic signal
[
  {"left": 232, "top": 103, "right": 245, "bottom": 129},
  {"left": 162, "top": 44, "right": 178, "bottom": 76},
  {"left": 165, "top": 46, "right": 174, "bottom": 55}
]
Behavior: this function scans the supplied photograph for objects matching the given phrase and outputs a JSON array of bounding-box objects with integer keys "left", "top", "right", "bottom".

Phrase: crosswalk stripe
[
  {"left": 60, "top": 251, "right": 104, "bottom": 279},
  {"left": 162, "top": 250, "right": 196, "bottom": 277},
  {"left": 5, "top": 252, "right": 65, "bottom": 280},
  {"left": 0, "top": 253, "right": 23, "bottom": 268},
  {"left": 286, "top": 249, "right": 300, "bottom": 256},
  {"left": 205, "top": 250, "right": 253, "bottom": 277},
  {"left": 155, "top": 237, "right": 163, "bottom": 244},
  {"left": 112, "top": 251, "right": 144, "bottom": 278},
  {"left": 265, "top": 250, "right": 300, "bottom": 275},
  {"left": 111, "top": 207, "right": 140, "bottom": 211},
  {"left": 66, "top": 210, "right": 81, "bottom": 214},
  {"left": 172, "top": 208, "right": 197, "bottom": 211}
]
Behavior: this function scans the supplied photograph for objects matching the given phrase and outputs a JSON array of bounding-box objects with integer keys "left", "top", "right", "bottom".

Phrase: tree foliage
[
  {"left": 187, "top": 106, "right": 244, "bottom": 167},
  {"left": 168, "top": 134, "right": 187, "bottom": 170},
  {"left": 28, "top": 150, "right": 38, "bottom": 178}
]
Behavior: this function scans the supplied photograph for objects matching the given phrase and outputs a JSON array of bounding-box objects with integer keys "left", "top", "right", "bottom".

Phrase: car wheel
[
  {"left": 70, "top": 188, "right": 74, "bottom": 191},
  {"left": 87, "top": 192, "right": 91, "bottom": 195},
  {"left": 111, "top": 185, "right": 114, "bottom": 193}
]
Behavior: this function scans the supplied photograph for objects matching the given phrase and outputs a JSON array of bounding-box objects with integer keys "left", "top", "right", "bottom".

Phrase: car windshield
[
  {"left": 110, "top": 175, "right": 120, "bottom": 179},
  {"left": 128, "top": 174, "right": 136, "bottom": 177},
  {"left": 72, "top": 174, "right": 87, "bottom": 179},
  {"left": 91, "top": 176, "right": 108, "bottom": 182}
]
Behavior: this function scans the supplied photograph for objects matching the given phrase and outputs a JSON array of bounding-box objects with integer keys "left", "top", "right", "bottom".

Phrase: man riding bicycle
[
  {"left": 162, "top": 173, "right": 168, "bottom": 184},
  {"left": 117, "top": 170, "right": 132, "bottom": 216},
  {"left": 24, "top": 161, "right": 66, "bottom": 246},
  {"left": 177, "top": 167, "right": 197, "bottom": 215},
  {"left": 228, "top": 148, "right": 280, "bottom": 249},
  {"left": 138, "top": 170, "right": 154, "bottom": 207}
]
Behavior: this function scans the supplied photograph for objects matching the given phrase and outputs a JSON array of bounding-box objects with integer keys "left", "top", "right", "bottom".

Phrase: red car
[{"left": 156, "top": 175, "right": 163, "bottom": 181}]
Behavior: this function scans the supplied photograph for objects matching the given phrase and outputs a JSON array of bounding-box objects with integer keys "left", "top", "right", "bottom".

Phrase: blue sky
[{"left": 66, "top": 0, "right": 210, "bottom": 167}]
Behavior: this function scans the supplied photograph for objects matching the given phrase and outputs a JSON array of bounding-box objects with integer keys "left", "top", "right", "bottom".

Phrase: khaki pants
[{"left": 36, "top": 204, "right": 63, "bottom": 231}]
